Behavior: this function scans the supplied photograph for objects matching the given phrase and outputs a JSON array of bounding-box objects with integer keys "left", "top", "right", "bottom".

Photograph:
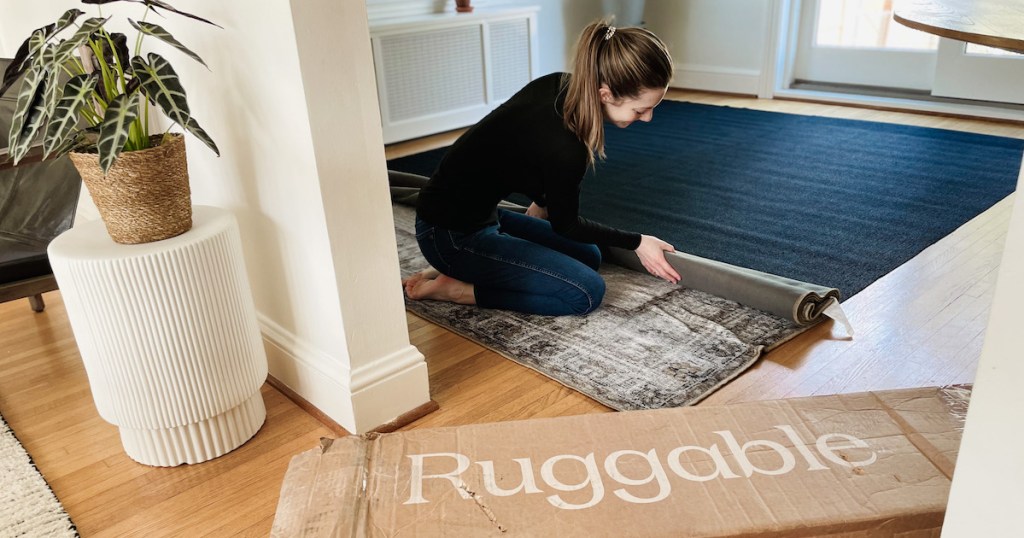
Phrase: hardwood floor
[
  {"left": 0, "top": 295, "right": 334, "bottom": 537},
  {"left": 0, "top": 91, "right": 1020, "bottom": 535}
]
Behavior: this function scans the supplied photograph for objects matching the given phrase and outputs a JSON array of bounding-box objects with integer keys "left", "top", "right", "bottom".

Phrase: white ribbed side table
[{"left": 48, "top": 206, "right": 268, "bottom": 467}]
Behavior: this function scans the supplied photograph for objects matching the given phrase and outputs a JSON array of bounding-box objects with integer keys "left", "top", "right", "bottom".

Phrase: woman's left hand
[
  {"left": 526, "top": 202, "right": 549, "bottom": 220},
  {"left": 636, "top": 235, "right": 681, "bottom": 284}
]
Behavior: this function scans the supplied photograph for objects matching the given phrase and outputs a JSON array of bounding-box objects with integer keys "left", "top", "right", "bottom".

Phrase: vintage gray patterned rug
[
  {"left": 395, "top": 205, "right": 805, "bottom": 410},
  {"left": 0, "top": 412, "right": 78, "bottom": 537}
]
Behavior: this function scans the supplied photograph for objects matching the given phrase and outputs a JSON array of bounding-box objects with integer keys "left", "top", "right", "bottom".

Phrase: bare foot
[
  {"left": 402, "top": 267, "right": 439, "bottom": 293},
  {"left": 405, "top": 272, "right": 476, "bottom": 305}
]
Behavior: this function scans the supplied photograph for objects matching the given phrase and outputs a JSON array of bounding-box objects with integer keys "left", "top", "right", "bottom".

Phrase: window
[{"left": 815, "top": 0, "right": 938, "bottom": 50}]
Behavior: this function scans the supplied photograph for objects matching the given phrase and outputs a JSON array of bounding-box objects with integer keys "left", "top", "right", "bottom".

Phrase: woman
[{"left": 403, "top": 20, "right": 680, "bottom": 316}]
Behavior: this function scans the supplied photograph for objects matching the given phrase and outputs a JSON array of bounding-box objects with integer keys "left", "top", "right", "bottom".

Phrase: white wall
[
  {"left": 0, "top": 0, "right": 430, "bottom": 433},
  {"left": 943, "top": 171, "right": 1024, "bottom": 534},
  {"left": 645, "top": 0, "right": 772, "bottom": 95}
]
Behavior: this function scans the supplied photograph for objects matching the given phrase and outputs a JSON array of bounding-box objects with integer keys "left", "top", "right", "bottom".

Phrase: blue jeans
[{"left": 415, "top": 210, "right": 605, "bottom": 316}]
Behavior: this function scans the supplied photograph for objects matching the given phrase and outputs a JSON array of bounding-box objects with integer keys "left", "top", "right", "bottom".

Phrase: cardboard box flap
[
  {"left": 273, "top": 436, "right": 371, "bottom": 537},
  {"left": 273, "top": 387, "right": 969, "bottom": 537}
]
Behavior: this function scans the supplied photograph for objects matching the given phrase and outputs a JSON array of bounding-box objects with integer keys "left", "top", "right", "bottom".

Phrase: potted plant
[{"left": 0, "top": 0, "right": 220, "bottom": 244}]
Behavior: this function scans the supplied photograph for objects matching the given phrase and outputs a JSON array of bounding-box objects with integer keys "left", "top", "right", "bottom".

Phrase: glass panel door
[
  {"left": 793, "top": 0, "right": 939, "bottom": 90},
  {"left": 932, "top": 39, "right": 1024, "bottom": 105}
]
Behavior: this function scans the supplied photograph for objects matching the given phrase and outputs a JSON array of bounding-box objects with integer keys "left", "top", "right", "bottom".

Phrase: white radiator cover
[{"left": 370, "top": 8, "right": 539, "bottom": 144}]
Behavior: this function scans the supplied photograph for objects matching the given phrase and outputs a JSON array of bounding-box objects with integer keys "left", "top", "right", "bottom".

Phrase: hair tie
[{"left": 604, "top": 26, "right": 616, "bottom": 41}]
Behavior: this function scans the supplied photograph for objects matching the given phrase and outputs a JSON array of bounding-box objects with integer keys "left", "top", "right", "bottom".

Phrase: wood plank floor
[{"left": 0, "top": 91, "right": 1020, "bottom": 535}]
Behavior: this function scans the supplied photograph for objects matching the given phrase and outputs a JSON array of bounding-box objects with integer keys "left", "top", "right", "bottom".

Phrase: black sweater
[{"left": 416, "top": 73, "right": 642, "bottom": 251}]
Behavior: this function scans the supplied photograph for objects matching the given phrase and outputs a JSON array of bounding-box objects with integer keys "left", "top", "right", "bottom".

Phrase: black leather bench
[{"left": 1, "top": 58, "right": 82, "bottom": 312}]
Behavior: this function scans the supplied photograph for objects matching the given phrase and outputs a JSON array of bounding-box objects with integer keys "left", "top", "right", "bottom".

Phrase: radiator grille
[
  {"left": 489, "top": 18, "right": 531, "bottom": 101},
  {"left": 379, "top": 26, "right": 486, "bottom": 122}
]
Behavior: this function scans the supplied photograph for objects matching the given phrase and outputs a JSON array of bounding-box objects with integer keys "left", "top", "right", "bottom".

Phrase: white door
[
  {"left": 793, "top": 0, "right": 939, "bottom": 90},
  {"left": 792, "top": 0, "right": 1024, "bottom": 104},
  {"left": 932, "top": 40, "right": 1024, "bottom": 104}
]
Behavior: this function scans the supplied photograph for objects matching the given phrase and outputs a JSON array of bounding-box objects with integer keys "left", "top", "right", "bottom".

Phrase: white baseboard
[
  {"left": 673, "top": 63, "right": 762, "bottom": 96},
  {"left": 260, "top": 315, "right": 356, "bottom": 429},
  {"left": 350, "top": 345, "right": 431, "bottom": 432},
  {"left": 773, "top": 88, "right": 1024, "bottom": 123},
  {"left": 259, "top": 314, "right": 431, "bottom": 433},
  {"left": 259, "top": 314, "right": 346, "bottom": 381}
]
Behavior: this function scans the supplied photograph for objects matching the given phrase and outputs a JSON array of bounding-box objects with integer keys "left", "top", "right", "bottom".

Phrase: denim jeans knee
[
  {"left": 568, "top": 269, "right": 606, "bottom": 315},
  {"left": 414, "top": 215, "right": 607, "bottom": 316}
]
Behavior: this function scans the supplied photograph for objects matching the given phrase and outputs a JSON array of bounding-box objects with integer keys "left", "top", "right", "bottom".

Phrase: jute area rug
[
  {"left": 395, "top": 204, "right": 804, "bottom": 410},
  {"left": 0, "top": 412, "right": 77, "bottom": 537}
]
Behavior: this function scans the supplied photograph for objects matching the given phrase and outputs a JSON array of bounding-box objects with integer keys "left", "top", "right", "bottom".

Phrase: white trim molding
[
  {"left": 350, "top": 345, "right": 431, "bottom": 432},
  {"left": 260, "top": 315, "right": 431, "bottom": 433},
  {"left": 673, "top": 63, "right": 762, "bottom": 96},
  {"left": 366, "top": 0, "right": 448, "bottom": 21},
  {"left": 259, "top": 314, "right": 357, "bottom": 427},
  {"left": 262, "top": 333, "right": 357, "bottom": 430},
  {"left": 773, "top": 88, "right": 1024, "bottom": 123},
  {"left": 760, "top": 0, "right": 790, "bottom": 99},
  {"left": 351, "top": 345, "right": 428, "bottom": 393},
  {"left": 259, "top": 314, "right": 346, "bottom": 383},
  {"left": 366, "top": 0, "right": 510, "bottom": 21}
]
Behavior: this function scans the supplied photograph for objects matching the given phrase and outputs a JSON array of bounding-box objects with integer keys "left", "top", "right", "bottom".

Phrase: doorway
[{"left": 789, "top": 0, "right": 1024, "bottom": 105}]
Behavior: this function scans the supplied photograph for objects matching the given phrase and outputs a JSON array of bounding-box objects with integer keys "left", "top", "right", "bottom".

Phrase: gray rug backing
[{"left": 394, "top": 205, "right": 804, "bottom": 410}]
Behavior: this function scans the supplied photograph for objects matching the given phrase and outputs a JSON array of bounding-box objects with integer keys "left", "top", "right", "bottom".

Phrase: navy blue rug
[{"left": 388, "top": 101, "right": 1023, "bottom": 299}]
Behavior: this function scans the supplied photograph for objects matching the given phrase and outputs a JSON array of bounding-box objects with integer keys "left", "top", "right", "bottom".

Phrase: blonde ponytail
[{"left": 562, "top": 19, "right": 673, "bottom": 165}]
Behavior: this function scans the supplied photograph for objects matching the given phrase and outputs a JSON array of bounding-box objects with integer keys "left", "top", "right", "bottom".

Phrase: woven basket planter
[{"left": 69, "top": 133, "right": 192, "bottom": 245}]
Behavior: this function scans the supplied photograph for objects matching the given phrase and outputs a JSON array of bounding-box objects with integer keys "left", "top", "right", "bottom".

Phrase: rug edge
[{"left": 0, "top": 412, "right": 80, "bottom": 537}]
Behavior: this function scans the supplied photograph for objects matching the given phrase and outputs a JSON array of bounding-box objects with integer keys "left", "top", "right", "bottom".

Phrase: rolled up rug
[{"left": 605, "top": 247, "right": 840, "bottom": 326}]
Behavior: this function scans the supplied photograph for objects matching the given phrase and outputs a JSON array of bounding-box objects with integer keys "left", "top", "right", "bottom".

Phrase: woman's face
[{"left": 600, "top": 85, "right": 668, "bottom": 128}]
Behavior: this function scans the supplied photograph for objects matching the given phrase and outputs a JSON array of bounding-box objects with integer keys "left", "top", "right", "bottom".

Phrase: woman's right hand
[
  {"left": 636, "top": 235, "right": 681, "bottom": 284},
  {"left": 526, "top": 202, "right": 549, "bottom": 220}
]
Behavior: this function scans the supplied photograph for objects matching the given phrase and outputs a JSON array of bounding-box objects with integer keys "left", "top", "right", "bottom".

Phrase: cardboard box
[{"left": 272, "top": 387, "right": 969, "bottom": 537}]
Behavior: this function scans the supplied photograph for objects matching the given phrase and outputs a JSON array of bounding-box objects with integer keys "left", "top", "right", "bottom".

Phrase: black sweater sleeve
[{"left": 543, "top": 147, "right": 642, "bottom": 250}]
